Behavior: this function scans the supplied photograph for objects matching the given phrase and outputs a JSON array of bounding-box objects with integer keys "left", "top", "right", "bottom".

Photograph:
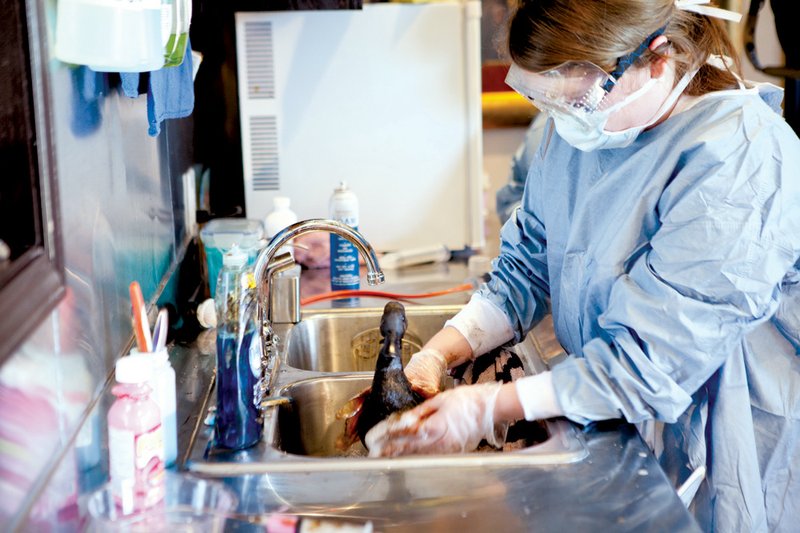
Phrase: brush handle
[
  {"left": 152, "top": 308, "right": 168, "bottom": 352},
  {"left": 129, "top": 281, "right": 152, "bottom": 353}
]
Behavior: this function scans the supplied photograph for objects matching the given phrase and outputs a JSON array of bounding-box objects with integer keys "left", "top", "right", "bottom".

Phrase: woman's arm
[{"left": 421, "top": 326, "right": 474, "bottom": 367}]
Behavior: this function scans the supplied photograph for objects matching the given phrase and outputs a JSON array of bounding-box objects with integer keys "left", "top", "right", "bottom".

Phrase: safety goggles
[
  {"left": 505, "top": 61, "right": 616, "bottom": 115},
  {"left": 505, "top": 26, "right": 667, "bottom": 117}
]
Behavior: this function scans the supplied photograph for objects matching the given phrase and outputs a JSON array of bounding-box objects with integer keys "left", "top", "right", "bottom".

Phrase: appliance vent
[
  {"left": 244, "top": 21, "right": 275, "bottom": 99},
  {"left": 249, "top": 116, "right": 279, "bottom": 191}
]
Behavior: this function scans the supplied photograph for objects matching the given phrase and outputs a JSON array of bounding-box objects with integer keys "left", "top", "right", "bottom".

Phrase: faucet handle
[
  {"left": 270, "top": 264, "right": 301, "bottom": 324},
  {"left": 256, "top": 252, "right": 300, "bottom": 323}
]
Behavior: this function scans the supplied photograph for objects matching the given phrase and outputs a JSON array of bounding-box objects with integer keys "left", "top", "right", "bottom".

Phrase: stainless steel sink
[
  {"left": 275, "top": 374, "right": 554, "bottom": 458},
  {"left": 284, "top": 305, "right": 460, "bottom": 372},
  {"left": 185, "top": 305, "right": 585, "bottom": 475},
  {"left": 275, "top": 375, "right": 371, "bottom": 457}
]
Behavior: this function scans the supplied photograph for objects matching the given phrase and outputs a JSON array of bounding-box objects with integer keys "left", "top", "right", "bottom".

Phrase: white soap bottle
[
  {"left": 264, "top": 196, "right": 298, "bottom": 256},
  {"left": 265, "top": 196, "right": 298, "bottom": 238}
]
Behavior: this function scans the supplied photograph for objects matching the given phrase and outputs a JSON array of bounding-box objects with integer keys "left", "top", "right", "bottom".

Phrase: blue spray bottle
[{"left": 329, "top": 182, "right": 360, "bottom": 297}]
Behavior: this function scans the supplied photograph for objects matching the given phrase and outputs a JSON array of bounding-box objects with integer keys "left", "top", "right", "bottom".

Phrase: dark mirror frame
[{"left": 0, "top": 0, "right": 65, "bottom": 364}]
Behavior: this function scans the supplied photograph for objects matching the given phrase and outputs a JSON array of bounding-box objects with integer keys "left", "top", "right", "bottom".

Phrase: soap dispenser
[{"left": 214, "top": 246, "right": 261, "bottom": 450}]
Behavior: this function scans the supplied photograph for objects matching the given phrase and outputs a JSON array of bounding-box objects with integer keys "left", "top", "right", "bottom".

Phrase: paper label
[
  {"left": 330, "top": 228, "right": 360, "bottom": 288},
  {"left": 109, "top": 426, "right": 135, "bottom": 495},
  {"left": 135, "top": 424, "right": 164, "bottom": 468}
]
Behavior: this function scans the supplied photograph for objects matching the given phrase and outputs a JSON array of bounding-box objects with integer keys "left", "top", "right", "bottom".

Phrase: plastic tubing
[{"left": 300, "top": 283, "right": 473, "bottom": 306}]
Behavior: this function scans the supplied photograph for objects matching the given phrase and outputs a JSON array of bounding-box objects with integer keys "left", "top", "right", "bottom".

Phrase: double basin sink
[{"left": 185, "top": 304, "right": 587, "bottom": 475}]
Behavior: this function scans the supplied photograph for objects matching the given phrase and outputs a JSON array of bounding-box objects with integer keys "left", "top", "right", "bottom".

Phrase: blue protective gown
[
  {"left": 496, "top": 113, "right": 548, "bottom": 225},
  {"left": 481, "top": 85, "right": 800, "bottom": 532}
]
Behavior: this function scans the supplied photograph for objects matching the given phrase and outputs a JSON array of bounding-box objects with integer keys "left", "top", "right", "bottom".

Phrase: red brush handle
[{"left": 129, "top": 281, "right": 152, "bottom": 353}]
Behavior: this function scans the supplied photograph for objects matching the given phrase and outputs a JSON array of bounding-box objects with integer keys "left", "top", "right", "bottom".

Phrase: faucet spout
[
  {"left": 252, "top": 219, "right": 385, "bottom": 405},
  {"left": 254, "top": 219, "right": 385, "bottom": 323}
]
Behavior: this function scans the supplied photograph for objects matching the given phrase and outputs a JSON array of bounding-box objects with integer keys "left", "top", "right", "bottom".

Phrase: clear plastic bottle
[
  {"left": 107, "top": 356, "right": 165, "bottom": 513},
  {"left": 130, "top": 351, "right": 178, "bottom": 467},
  {"left": 329, "top": 182, "right": 360, "bottom": 292},
  {"left": 161, "top": 0, "right": 192, "bottom": 67},
  {"left": 214, "top": 246, "right": 262, "bottom": 450}
]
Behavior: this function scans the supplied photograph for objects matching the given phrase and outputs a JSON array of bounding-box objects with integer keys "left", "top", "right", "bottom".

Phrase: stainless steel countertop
[{"left": 172, "top": 261, "right": 700, "bottom": 532}]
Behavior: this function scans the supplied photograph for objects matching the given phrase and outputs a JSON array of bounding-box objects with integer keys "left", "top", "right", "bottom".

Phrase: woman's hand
[
  {"left": 404, "top": 325, "right": 474, "bottom": 397},
  {"left": 404, "top": 348, "right": 449, "bottom": 398},
  {"left": 365, "top": 382, "right": 507, "bottom": 456}
]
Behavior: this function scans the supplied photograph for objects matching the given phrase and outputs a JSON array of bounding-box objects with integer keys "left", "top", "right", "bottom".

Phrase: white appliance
[{"left": 235, "top": 2, "right": 484, "bottom": 252}]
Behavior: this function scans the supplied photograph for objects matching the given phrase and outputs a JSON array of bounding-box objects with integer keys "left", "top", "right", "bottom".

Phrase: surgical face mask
[{"left": 549, "top": 68, "right": 696, "bottom": 151}]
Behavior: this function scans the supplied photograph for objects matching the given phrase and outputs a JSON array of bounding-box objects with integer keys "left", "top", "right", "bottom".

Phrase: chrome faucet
[{"left": 252, "top": 219, "right": 385, "bottom": 408}]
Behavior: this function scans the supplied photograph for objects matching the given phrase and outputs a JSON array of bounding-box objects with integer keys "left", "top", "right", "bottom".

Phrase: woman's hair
[{"left": 505, "top": 0, "right": 742, "bottom": 95}]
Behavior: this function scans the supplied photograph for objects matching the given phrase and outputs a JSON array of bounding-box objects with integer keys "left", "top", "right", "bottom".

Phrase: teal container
[{"left": 199, "top": 218, "right": 263, "bottom": 297}]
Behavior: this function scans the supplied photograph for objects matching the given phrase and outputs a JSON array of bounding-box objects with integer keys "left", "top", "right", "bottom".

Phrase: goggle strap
[{"left": 602, "top": 25, "right": 667, "bottom": 92}]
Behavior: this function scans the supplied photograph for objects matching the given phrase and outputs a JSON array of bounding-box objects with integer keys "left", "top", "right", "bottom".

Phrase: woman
[{"left": 366, "top": 1, "right": 800, "bottom": 531}]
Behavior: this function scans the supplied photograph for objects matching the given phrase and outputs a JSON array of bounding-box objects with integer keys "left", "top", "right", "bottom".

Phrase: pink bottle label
[{"left": 109, "top": 423, "right": 165, "bottom": 512}]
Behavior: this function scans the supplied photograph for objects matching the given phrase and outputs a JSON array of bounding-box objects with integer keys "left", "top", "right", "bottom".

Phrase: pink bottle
[{"left": 107, "top": 356, "right": 165, "bottom": 513}]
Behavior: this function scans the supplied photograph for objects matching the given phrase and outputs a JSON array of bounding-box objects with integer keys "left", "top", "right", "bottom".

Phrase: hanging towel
[
  {"left": 117, "top": 40, "right": 195, "bottom": 136},
  {"left": 119, "top": 71, "right": 142, "bottom": 99},
  {"left": 147, "top": 41, "right": 194, "bottom": 136},
  {"left": 70, "top": 66, "right": 107, "bottom": 136}
]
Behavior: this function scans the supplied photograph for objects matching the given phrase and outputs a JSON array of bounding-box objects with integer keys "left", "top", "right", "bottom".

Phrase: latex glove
[
  {"left": 365, "top": 382, "right": 506, "bottom": 456},
  {"left": 404, "top": 348, "right": 448, "bottom": 398}
]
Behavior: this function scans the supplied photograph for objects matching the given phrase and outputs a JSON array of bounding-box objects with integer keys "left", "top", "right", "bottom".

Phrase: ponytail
[{"left": 669, "top": 11, "right": 743, "bottom": 95}]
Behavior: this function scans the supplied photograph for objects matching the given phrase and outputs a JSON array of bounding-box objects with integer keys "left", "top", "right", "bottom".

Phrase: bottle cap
[
  {"left": 273, "top": 196, "right": 291, "bottom": 210},
  {"left": 335, "top": 181, "right": 349, "bottom": 192},
  {"left": 115, "top": 355, "right": 154, "bottom": 384},
  {"left": 223, "top": 244, "right": 248, "bottom": 268},
  {"left": 197, "top": 298, "right": 217, "bottom": 328}
]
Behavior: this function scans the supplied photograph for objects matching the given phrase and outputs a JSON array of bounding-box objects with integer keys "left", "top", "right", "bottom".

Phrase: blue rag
[
  {"left": 71, "top": 66, "right": 107, "bottom": 136},
  {"left": 118, "top": 40, "right": 195, "bottom": 137}
]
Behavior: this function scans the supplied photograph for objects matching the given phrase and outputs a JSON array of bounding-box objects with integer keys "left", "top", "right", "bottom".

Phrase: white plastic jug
[{"left": 56, "top": 0, "right": 164, "bottom": 72}]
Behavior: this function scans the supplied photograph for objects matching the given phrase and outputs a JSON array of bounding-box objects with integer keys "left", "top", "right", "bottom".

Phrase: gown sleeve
[{"left": 479, "top": 165, "right": 552, "bottom": 344}]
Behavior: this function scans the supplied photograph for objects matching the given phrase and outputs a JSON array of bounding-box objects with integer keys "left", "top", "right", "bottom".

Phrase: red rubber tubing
[{"left": 300, "top": 283, "right": 473, "bottom": 306}]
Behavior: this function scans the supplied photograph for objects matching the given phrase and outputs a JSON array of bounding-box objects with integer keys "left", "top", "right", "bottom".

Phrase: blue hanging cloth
[{"left": 118, "top": 39, "right": 195, "bottom": 136}]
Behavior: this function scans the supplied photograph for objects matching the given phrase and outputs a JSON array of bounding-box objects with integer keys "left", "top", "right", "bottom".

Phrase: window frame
[{"left": 0, "top": 0, "right": 65, "bottom": 363}]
